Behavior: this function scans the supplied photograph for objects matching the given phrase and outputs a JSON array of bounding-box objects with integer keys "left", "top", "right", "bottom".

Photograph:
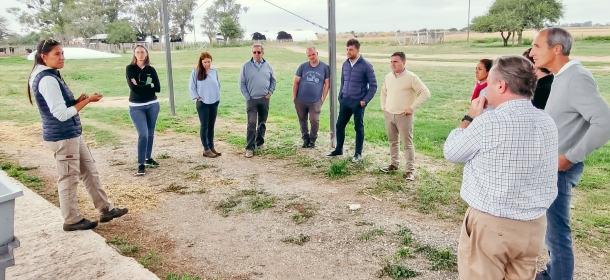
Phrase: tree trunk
[
  {"left": 500, "top": 31, "right": 511, "bottom": 47},
  {"left": 517, "top": 31, "right": 523, "bottom": 45},
  {"left": 180, "top": 25, "right": 186, "bottom": 43},
  {"left": 512, "top": 32, "right": 515, "bottom": 46}
]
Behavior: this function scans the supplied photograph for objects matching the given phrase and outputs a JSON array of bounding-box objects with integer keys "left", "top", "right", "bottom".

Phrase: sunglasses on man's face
[
  {"left": 42, "top": 38, "right": 60, "bottom": 49},
  {"left": 252, "top": 51, "right": 262, "bottom": 54}
]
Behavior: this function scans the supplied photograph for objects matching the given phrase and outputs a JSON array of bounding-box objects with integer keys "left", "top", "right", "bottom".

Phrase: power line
[{"left": 261, "top": 0, "right": 328, "bottom": 31}]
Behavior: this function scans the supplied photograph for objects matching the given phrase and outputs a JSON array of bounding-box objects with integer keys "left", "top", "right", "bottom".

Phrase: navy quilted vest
[{"left": 32, "top": 69, "right": 82, "bottom": 141}]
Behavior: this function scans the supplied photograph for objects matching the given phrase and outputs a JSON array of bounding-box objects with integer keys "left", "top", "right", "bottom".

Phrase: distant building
[
  {"left": 89, "top": 34, "right": 108, "bottom": 44},
  {"left": 246, "top": 30, "right": 318, "bottom": 42}
]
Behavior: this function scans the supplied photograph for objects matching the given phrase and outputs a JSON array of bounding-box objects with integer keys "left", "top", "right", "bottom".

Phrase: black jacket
[
  {"left": 126, "top": 64, "right": 161, "bottom": 103},
  {"left": 532, "top": 74, "right": 554, "bottom": 110}
]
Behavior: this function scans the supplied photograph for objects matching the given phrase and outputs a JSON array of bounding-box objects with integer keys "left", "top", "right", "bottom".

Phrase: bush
[
  {"left": 476, "top": 37, "right": 502, "bottom": 44},
  {"left": 521, "top": 38, "right": 532, "bottom": 46},
  {"left": 582, "top": 36, "right": 610, "bottom": 42}
]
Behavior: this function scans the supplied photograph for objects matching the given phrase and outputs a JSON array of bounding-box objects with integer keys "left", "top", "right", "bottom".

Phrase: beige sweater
[{"left": 380, "top": 70, "right": 430, "bottom": 114}]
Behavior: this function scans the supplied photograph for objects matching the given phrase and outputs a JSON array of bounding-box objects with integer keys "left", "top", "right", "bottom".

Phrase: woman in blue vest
[
  {"left": 125, "top": 45, "right": 161, "bottom": 176},
  {"left": 27, "top": 39, "right": 128, "bottom": 231},
  {"left": 189, "top": 51, "right": 221, "bottom": 158}
]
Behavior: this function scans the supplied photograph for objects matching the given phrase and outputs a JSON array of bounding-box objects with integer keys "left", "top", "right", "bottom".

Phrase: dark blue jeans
[
  {"left": 129, "top": 103, "right": 160, "bottom": 165},
  {"left": 335, "top": 98, "right": 366, "bottom": 155},
  {"left": 196, "top": 100, "right": 219, "bottom": 150},
  {"left": 541, "top": 162, "right": 584, "bottom": 280}
]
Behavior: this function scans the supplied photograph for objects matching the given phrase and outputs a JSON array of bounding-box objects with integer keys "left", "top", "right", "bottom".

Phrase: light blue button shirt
[{"left": 189, "top": 67, "right": 221, "bottom": 104}]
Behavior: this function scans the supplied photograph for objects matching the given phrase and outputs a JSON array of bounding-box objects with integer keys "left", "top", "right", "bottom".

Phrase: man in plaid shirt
[{"left": 444, "top": 55, "right": 558, "bottom": 279}]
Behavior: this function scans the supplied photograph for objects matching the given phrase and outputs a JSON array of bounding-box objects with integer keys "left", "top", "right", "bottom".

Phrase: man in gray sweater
[
  {"left": 530, "top": 27, "right": 610, "bottom": 280},
  {"left": 239, "top": 43, "right": 276, "bottom": 158}
]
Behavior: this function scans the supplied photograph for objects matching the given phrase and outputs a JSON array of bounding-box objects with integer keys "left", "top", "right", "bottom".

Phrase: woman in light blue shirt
[{"left": 189, "top": 52, "right": 221, "bottom": 158}]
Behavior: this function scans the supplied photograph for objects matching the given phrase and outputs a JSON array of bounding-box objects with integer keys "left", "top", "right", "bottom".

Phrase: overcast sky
[{"left": 1, "top": 0, "right": 608, "bottom": 35}]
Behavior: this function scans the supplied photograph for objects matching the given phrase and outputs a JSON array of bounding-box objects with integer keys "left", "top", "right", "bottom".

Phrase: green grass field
[{"left": 1, "top": 40, "right": 609, "bottom": 254}]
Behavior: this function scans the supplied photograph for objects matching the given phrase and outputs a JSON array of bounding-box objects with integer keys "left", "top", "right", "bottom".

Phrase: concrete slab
[{"left": 2, "top": 171, "right": 158, "bottom": 280}]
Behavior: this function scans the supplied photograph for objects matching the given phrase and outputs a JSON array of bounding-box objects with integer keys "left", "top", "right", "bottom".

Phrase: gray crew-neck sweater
[
  {"left": 239, "top": 58, "right": 276, "bottom": 100},
  {"left": 545, "top": 61, "right": 610, "bottom": 163}
]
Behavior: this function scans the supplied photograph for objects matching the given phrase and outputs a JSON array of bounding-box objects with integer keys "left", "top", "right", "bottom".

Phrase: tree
[
  {"left": 7, "top": 0, "right": 79, "bottom": 41},
  {"left": 471, "top": 10, "right": 522, "bottom": 46},
  {"left": 201, "top": 0, "right": 248, "bottom": 42},
  {"left": 218, "top": 16, "right": 241, "bottom": 42},
  {"left": 472, "top": 0, "right": 564, "bottom": 46},
  {"left": 131, "top": 0, "right": 162, "bottom": 40},
  {"left": 169, "top": 0, "right": 197, "bottom": 42},
  {"left": 106, "top": 20, "right": 135, "bottom": 48},
  {"left": 0, "top": 16, "right": 12, "bottom": 41}
]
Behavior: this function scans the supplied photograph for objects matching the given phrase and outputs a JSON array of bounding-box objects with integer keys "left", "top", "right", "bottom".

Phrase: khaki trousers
[
  {"left": 46, "top": 136, "right": 113, "bottom": 224},
  {"left": 383, "top": 111, "right": 414, "bottom": 172},
  {"left": 458, "top": 207, "right": 546, "bottom": 280}
]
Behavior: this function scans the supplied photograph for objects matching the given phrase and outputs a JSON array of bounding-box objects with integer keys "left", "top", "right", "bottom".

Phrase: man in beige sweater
[{"left": 380, "top": 52, "right": 430, "bottom": 180}]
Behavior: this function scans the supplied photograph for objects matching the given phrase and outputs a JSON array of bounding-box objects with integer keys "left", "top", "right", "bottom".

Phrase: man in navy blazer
[{"left": 327, "top": 39, "right": 377, "bottom": 162}]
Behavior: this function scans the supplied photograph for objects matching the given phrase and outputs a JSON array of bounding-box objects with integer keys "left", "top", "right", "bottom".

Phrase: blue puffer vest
[{"left": 32, "top": 69, "right": 82, "bottom": 141}]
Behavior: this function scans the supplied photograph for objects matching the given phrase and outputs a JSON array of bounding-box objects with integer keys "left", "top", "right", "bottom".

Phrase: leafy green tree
[
  {"left": 0, "top": 16, "right": 12, "bottom": 41},
  {"left": 169, "top": 0, "right": 197, "bottom": 42},
  {"left": 470, "top": 0, "right": 563, "bottom": 46},
  {"left": 106, "top": 20, "right": 135, "bottom": 48},
  {"left": 218, "top": 16, "right": 241, "bottom": 42},
  {"left": 201, "top": 0, "right": 248, "bottom": 42}
]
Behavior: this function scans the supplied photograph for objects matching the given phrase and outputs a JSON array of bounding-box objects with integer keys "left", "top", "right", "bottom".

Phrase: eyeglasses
[
  {"left": 42, "top": 38, "right": 59, "bottom": 49},
  {"left": 252, "top": 51, "right": 262, "bottom": 54}
]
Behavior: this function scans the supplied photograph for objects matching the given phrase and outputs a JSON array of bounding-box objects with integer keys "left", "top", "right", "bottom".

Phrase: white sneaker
[{"left": 245, "top": 149, "right": 254, "bottom": 158}]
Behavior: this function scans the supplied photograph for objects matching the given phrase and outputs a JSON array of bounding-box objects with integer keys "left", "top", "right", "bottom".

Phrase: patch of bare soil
[{"left": 1, "top": 119, "right": 607, "bottom": 280}]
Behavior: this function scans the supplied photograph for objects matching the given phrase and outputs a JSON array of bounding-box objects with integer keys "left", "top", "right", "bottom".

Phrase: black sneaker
[
  {"left": 136, "top": 164, "right": 145, "bottom": 176},
  {"left": 145, "top": 158, "right": 159, "bottom": 166},
  {"left": 63, "top": 218, "right": 98, "bottom": 231},
  {"left": 326, "top": 150, "right": 343, "bottom": 157},
  {"left": 352, "top": 154, "right": 363, "bottom": 162},
  {"left": 100, "top": 207, "right": 129, "bottom": 223}
]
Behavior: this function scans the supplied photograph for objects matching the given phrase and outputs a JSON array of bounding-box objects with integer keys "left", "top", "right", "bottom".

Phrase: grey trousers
[
  {"left": 246, "top": 97, "right": 269, "bottom": 150},
  {"left": 293, "top": 98, "right": 322, "bottom": 140}
]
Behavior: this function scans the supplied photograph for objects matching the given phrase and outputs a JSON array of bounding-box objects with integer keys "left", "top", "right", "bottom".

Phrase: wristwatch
[{"left": 461, "top": 115, "right": 474, "bottom": 122}]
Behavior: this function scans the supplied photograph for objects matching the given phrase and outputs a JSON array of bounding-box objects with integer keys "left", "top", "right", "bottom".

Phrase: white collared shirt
[
  {"left": 349, "top": 55, "right": 361, "bottom": 67},
  {"left": 393, "top": 68, "right": 406, "bottom": 78},
  {"left": 555, "top": 59, "right": 581, "bottom": 75}
]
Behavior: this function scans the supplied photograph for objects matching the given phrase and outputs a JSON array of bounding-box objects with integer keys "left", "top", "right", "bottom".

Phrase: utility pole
[
  {"left": 467, "top": 0, "right": 471, "bottom": 42},
  {"left": 328, "top": 0, "right": 337, "bottom": 147},
  {"left": 161, "top": 0, "right": 176, "bottom": 115}
]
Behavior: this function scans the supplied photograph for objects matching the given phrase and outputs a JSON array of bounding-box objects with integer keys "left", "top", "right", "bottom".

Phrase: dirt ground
[{"left": 1, "top": 116, "right": 608, "bottom": 280}]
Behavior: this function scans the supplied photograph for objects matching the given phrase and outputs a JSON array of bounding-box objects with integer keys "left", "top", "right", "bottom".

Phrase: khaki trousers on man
[
  {"left": 46, "top": 136, "right": 114, "bottom": 224},
  {"left": 458, "top": 207, "right": 546, "bottom": 280},
  {"left": 383, "top": 111, "right": 414, "bottom": 172}
]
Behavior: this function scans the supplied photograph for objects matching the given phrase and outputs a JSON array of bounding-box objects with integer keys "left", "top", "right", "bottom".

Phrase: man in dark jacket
[{"left": 327, "top": 39, "right": 377, "bottom": 162}]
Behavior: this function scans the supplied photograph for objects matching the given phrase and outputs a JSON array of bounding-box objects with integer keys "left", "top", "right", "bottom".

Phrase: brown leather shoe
[
  {"left": 63, "top": 218, "right": 98, "bottom": 231},
  {"left": 380, "top": 164, "right": 398, "bottom": 173},
  {"left": 405, "top": 172, "right": 415, "bottom": 181},
  {"left": 203, "top": 150, "right": 218, "bottom": 158},
  {"left": 210, "top": 148, "right": 222, "bottom": 156},
  {"left": 100, "top": 207, "right": 128, "bottom": 223}
]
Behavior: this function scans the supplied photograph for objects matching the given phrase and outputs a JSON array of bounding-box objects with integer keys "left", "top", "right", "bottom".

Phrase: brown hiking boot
[
  {"left": 210, "top": 148, "right": 222, "bottom": 156},
  {"left": 203, "top": 150, "right": 218, "bottom": 158},
  {"left": 380, "top": 164, "right": 398, "bottom": 173},
  {"left": 63, "top": 218, "right": 98, "bottom": 231},
  {"left": 100, "top": 207, "right": 128, "bottom": 223}
]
